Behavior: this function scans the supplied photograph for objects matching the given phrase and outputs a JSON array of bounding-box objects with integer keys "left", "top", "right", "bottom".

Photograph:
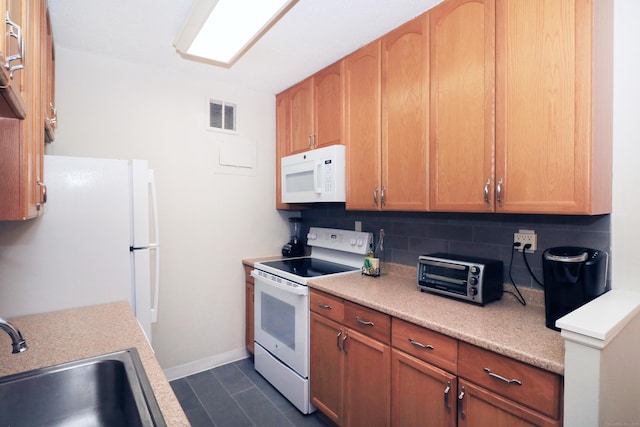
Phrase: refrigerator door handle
[{"left": 148, "top": 170, "right": 160, "bottom": 323}]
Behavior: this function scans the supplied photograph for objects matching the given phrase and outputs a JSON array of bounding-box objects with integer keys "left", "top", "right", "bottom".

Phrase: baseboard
[{"left": 163, "top": 347, "right": 251, "bottom": 381}]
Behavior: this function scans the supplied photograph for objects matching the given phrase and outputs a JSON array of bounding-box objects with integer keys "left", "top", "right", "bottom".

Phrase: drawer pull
[
  {"left": 457, "top": 386, "right": 466, "bottom": 420},
  {"left": 355, "top": 316, "right": 374, "bottom": 327},
  {"left": 443, "top": 381, "right": 451, "bottom": 413},
  {"left": 408, "top": 338, "right": 434, "bottom": 350},
  {"left": 336, "top": 329, "right": 342, "bottom": 351},
  {"left": 483, "top": 367, "right": 522, "bottom": 386},
  {"left": 317, "top": 302, "right": 332, "bottom": 310}
]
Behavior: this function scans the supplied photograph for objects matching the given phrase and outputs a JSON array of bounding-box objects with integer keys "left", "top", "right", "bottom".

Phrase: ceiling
[{"left": 47, "top": 0, "right": 443, "bottom": 94}]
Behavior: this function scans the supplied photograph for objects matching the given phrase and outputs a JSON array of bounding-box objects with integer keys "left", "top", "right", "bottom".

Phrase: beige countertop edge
[
  {"left": 0, "top": 301, "right": 190, "bottom": 427},
  {"left": 308, "top": 266, "right": 565, "bottom": 376}
]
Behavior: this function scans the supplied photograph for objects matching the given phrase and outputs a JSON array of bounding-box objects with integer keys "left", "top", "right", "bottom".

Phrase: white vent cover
[{"left": 208, "top": 99, "right": 236, "bottom": 132}]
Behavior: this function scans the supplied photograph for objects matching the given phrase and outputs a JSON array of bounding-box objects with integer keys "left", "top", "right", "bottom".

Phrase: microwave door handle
[{"left": 314, "top": 161, "right": 322, "bottom": 194}]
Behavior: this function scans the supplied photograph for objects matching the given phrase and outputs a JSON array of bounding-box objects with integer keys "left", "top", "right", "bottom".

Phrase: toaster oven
[{"left": 417, "top": 253, "right": 503, "bottom": 305}]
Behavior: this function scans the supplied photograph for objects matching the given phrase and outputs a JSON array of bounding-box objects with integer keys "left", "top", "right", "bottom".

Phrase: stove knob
[
  {"left": 307, "top": 233, "right": 317, "bottom": 240},
  {"left": 357, "top": 239, "right": 364, "bottom": 247},
  {"left": 350, "top": 238, "right": 357, "bottom": 246}
]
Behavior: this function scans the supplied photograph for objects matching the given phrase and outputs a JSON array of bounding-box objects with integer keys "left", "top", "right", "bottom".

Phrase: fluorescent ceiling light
[{"left": 174, "top": 0, "right": 298, "bottom": 67}]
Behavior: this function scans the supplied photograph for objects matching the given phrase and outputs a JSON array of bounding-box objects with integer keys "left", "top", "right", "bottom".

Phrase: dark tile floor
[{"left": 170, "top": 358, "right": 332, "bottom": 427}]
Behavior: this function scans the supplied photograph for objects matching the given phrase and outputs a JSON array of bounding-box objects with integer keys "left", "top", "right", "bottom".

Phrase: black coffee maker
[
  {"left": 282, "top": 218, "right": 305, "bottom": 257},
  {"left": 542, "top": 246, "right": 609, "bottom": 331}
]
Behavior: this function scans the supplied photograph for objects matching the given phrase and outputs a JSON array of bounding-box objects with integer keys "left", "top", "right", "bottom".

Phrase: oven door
[{"left": 253, "top": 271, "right": 309, "bottom": 378}]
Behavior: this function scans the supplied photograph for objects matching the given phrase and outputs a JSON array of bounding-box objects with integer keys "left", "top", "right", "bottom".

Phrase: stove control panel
[{"left": 307, "top": 227, "right": 373, "bottom": 255}]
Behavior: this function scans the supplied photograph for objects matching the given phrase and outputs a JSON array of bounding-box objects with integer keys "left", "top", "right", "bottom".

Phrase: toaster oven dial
[
  {"left": 469, "top": 276, "right": 478, "bottom": 286},
  {"left": 470, "top": 265, "right": 480, "bottom": 275},
  {"left": 469, "top": 287, "right": 478, "bottom": 296}
]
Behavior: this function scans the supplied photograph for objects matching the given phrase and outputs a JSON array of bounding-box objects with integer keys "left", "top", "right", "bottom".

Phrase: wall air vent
[{"left": 208, "top": 98, "right": 236, "bottom": 133}]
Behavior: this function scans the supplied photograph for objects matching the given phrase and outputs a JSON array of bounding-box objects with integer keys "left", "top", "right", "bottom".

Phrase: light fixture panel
[{"left": 174, "top": 0, "right": 298, "bottom": 67}]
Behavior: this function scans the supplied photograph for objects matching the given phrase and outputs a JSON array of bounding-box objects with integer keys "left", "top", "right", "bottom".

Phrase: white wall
[
  {"left": 47, "top": 46, "right": 292, "bottom": 370},
  {"left": 612, "top": 0, "right": 640, "bottom": 289}
]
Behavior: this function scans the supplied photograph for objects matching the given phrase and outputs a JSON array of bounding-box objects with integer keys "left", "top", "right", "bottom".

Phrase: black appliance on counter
[
  {"left": 542, "top": 246, "right": 609, "bottom": 331},
  {"left": 282, "top": 217, "right": 305, "bottom": 257}
]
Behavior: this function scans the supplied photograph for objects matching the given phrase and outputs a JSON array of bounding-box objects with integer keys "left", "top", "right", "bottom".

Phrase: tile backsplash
[{"left": 300, "top": 204, "right": 611, "bottom": 289}]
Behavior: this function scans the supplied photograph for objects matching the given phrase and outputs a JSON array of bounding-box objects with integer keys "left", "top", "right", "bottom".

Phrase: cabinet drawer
[
  {"left": 344, "top": 301, "right": 390, "bottom": 344},
  {"left": 392, "top": 318, "right": 457, "bottom": 374},
  {"left": 243, "top": 265, "right": 254, "bottom": 284},
  {"left": 458, "top": 342, "right": 562, "bottom": 419},
  {"left": 310, "top": 290, "right": 344, "bottom": 323}
]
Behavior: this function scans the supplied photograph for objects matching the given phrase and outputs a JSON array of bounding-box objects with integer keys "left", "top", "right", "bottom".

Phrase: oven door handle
[{"left": 251, "top": 271, "right": 308, "bottom": 296}]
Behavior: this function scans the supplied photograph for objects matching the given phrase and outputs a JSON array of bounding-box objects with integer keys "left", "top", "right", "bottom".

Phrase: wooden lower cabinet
[
  {"left": 243, "top": 265, "right": 254, "bottom": 354},
  {"left": 391, "top": 349, "right": 456, "bottom": 427},
  {"left": 310, "top": 291, "right": 391, "bottom": 427},
  {"left": 310, "top": 290, "right": 563, "bottom": 427},
  {"left": 310, "top": 312, "right": 343, "bottom": 424},
  {"left": 343, "top": 329, "right": 390, "bottom": 427},
  {"left": 457, "top": 379, "right": 560, "bottom": 427}
]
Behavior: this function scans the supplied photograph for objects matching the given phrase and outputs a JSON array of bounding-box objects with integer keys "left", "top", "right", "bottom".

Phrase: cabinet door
[
  {"left": 392, "top": 349, "right": 457, "bottom": 427},
  {"left": 244, "top": 266, "right": 254, "bottom": 354},
  {"left": 314, "top": 60, "right": 343, "bottom": 149},
  {"left": 275, "top": 92, "right": 290, "bottom": 209},
  {"left": 381, "top": 13, "right": 430, "bottom": 211},
  {"left": 343, "top": 329, "right": 390, "bottom": 427},
  {"left": 0, "top": 0, "right": 27, "bottom": 118},
  {"left": 44, "top": 8, "right": 56, "bottom": 142},
  {"left": 457, "top": 380, "right": 560, "bottom": 427},
  {"left": 429, "top": 0, "right": 495, "bottom": 212},
  {"left": 310, "top": 312, "right": 344, "bottom": 425},
  {"left": 344, "top": 40, "right": 382, "bottom": 210},
  {"left": 495, "top": 0, "right": 600, "bottom": 214},
  {"left": 289, "top": 78, "right": 314, "bottom": 154}
]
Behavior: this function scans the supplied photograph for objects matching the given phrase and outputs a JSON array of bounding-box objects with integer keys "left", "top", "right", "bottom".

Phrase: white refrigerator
[{"left": 0, "top": 155, "right": 160, "bottom": 343}]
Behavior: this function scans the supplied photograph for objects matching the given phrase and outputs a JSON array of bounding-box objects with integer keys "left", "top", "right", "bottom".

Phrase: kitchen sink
[{"left": 0, "top": 348, "right": 166, "bottom": 426}]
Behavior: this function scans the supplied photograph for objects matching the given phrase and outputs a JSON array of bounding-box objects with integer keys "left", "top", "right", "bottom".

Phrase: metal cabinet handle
[
  {"left": 373, "top": 186, "right": 379, "bottom": 206},
  {"left": 336, "top": 329, "right": 342, "bottom": 351},
  {"left": 483, "top": 367, "right": 522, "bottom": 386},
  {"left": 496, "top": 178, "right": 503, "bottom": 207},
  {"left": 443, "top": 381, "right": 451, "bottom": 413},
  {"left": 381, "top": 186, "right": 386, "bottom": 207},
  {"left": 307, "top": 135, "right": 312, "bottom": 148},
  {"left": 355, "top": 316, "right": 374, "bottom": 326},
  {"left": 483, "top": 178, "right": 491, "bottom": 207},
  {"left": 317, "top": 303, "right": 332, "bottom": 310},
  {"left": 5, "top": 10, "right": 25, "bottom": 79},
  {"left": 342, "top": 331, "right": 348, "bottom": 354},
  {"left": 37, "top": 178, "right": 47, "bottom": 205},
  {"left": 457, "top": 386, "right": 466, "bottom": 420},
  {"left": 408, "top": 338, "right": 434, "bottom": 350},
  {"left": 48, "top": 103, "right": 58, "bottom": 128}
]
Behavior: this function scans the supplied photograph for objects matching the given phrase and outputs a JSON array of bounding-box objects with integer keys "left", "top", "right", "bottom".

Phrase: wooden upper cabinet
[
  {"left": 0, "top": 0, "right": 50, "bottom": 220},
  {"left": 345, "top": 40, "right": 382, "bottom": 210},
  {"left": 275, "top": 92, "right": 290, "bottom": 209},
  {"left": 381, "top": 13, "right": 430, "bottom": 211},
  {"left": 0, "top": 0, "right": 27, "bottom": 119},
  {"left": 314, "top": 61, "right": 344, "bottom": 149},
  {"left": 429, "top": 0, "right": 495, "bottom": 212},
  {"left": 495, "top": 0, "right": 611, "bottom": 214},
  {"left": 288, "top": 77, "right": 314, "bottom": 154},
  {"left": 287, "top": 61, "right": 344, "bottom": 155}
]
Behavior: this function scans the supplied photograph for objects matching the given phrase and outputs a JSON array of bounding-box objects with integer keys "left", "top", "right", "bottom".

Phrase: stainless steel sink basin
[{"left": 0, "top": 348, "right": 166, "bottom": 426}]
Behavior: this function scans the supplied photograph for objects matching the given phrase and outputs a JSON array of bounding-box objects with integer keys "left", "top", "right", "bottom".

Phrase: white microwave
[{"left": 281, "top": 144, "right": 346, "bottom": 203}]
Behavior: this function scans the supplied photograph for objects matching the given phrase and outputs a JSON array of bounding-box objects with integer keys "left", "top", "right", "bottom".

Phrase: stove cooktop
[{"left": 260, "top": 257, "right": 359, "bottom": 278}]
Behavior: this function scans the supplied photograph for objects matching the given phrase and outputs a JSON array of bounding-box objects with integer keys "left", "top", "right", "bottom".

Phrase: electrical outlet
[
  {"left": 514, "top": 229, "right": 537, "bottom": 253},
  {"left": 355, "top": 221, "right": 362, "bottom": 232}
]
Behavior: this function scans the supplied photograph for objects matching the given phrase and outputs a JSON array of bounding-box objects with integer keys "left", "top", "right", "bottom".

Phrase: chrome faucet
[{"left": 0, "top": 317, "right": 28, "bottom": 354}]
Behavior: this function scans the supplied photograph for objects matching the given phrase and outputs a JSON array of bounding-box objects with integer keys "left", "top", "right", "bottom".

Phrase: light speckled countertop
[
  {"left": 0, "top": 301, "right": 190, "bottom": 426},
  {"left": 244, "top": 258, "right": 565, "bottom": 375}
]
